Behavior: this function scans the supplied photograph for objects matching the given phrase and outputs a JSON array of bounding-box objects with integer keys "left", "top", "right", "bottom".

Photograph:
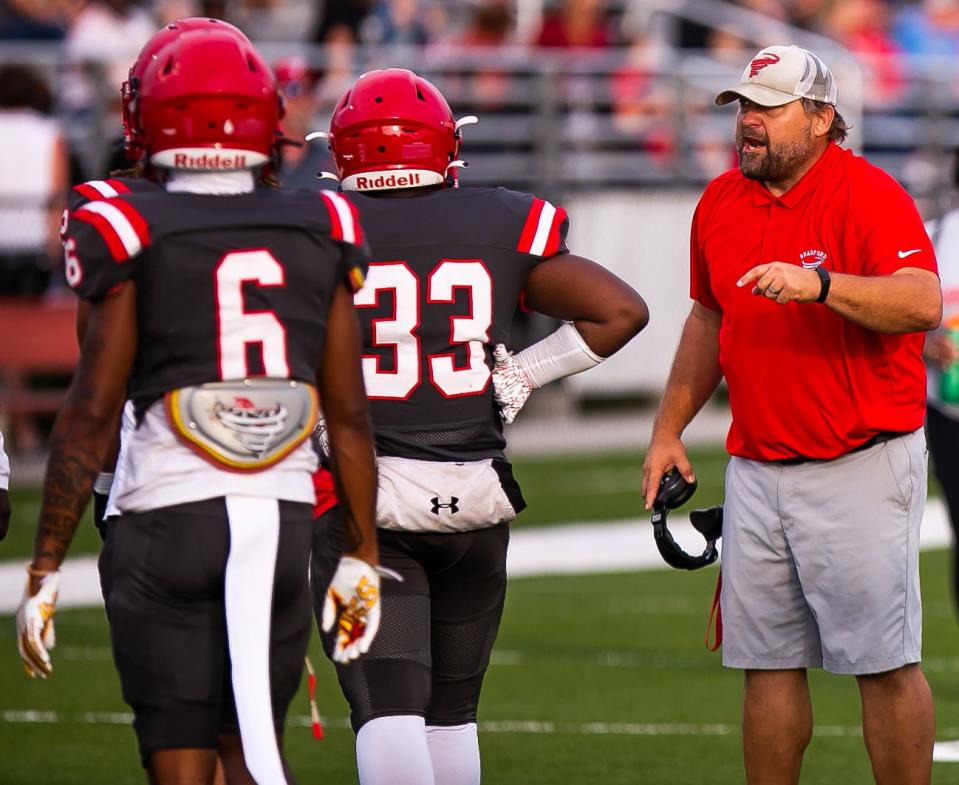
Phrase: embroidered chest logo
[
  {"left": 431, "top": 497, "right": 460, "bottom": 515},
  {"left": 799, "top": 249, "right": 827, "bottom": 269},
  {"left": 749, "top": 54, "right": 781, "bottom": 78}
]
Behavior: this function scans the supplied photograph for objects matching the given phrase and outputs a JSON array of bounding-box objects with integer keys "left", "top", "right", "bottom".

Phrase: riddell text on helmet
[
  {"left": 174, "top": 152, "right": 248, "bottom": 169},
  {"left": 355, "top": 172, "right": 422, "bottom": 190}
]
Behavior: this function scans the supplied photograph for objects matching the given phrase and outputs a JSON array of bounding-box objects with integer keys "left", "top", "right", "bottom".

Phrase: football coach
[{"left": 643, "top": 45, "right": 942, "bottom": 785}]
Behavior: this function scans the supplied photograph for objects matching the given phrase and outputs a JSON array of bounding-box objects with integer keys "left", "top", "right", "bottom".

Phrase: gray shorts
[{"left": 720, "top": 429, "right": 927, "bottom": 675}]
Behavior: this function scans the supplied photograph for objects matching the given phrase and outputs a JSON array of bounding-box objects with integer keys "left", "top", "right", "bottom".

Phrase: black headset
[{"left": 650, "top": 470, "right": 723, "bottom": 570}]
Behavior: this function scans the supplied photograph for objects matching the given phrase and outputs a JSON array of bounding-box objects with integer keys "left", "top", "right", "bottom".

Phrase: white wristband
[
  {"left": 93, "top": 472, "right": 115, "bottom": 495},
  {"left": 513, "top": 322, "right": 604, "bottom": 389}
]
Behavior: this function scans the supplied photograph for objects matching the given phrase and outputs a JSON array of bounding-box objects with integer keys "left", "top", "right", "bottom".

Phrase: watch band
[{"left": 815, "top": 265, "right": 831, "bottom": 303}]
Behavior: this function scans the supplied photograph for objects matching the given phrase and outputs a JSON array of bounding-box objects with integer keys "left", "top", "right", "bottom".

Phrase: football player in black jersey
[
  {"left": 17, "top": 30, "right": 381, "bottom": 785},
  {"left": 309, "top": 69, "right": 649, "bottom": 785},
  {"left": 68, "top": 18, "right": 248, "bottom": 539}
]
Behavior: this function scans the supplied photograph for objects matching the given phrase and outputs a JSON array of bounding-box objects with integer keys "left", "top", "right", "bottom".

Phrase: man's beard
[{"left": 737, "top": 125, "right": 814, "bottom": 183}]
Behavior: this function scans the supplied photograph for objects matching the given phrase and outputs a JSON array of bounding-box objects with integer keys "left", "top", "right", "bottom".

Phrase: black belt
[{"left": 774, "top": 431, "right": 906, "bottom": 466}]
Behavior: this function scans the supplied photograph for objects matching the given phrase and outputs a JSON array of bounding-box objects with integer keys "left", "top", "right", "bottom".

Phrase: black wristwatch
[{"left": 815, "top": 265, "right": 831, "bottom": 303}]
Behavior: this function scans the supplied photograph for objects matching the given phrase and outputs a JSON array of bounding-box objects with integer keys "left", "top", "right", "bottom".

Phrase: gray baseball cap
[{"left": 715, "top": 45, "right": 838, "bottom": 108}]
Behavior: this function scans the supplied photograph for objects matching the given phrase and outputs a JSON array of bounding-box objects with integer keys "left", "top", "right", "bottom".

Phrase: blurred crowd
[
  {"left": 0, "top": 0, "right": 958, "bottom": 300},
  {"left": 1, "top": 0, "right": 958, "bottom": 455}
]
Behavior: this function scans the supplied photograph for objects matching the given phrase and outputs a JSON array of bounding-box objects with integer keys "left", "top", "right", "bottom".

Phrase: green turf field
[
  {"left": 0, "top": 447, "right": 731, "bottom": 561},
  {"left": 1, "top": 450, "right": 956, "bottom": 784}
]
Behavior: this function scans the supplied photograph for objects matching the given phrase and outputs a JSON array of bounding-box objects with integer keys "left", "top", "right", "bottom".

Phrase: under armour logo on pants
[{"left": 431, "top": 497, "right": 460, "bottom": 515}]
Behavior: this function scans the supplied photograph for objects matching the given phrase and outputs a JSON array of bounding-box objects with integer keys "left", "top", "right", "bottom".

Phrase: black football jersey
[
  {"left": 64, "top": 187, "right": 369, "bottom": 417},
  {"left": 350, "top": 186, "right": 569, "bottom": 461}
]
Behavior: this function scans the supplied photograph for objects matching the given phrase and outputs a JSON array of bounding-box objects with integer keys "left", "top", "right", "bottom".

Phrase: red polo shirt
[{"left": 690, "top": 142, "right": 938, "bottom": 461}]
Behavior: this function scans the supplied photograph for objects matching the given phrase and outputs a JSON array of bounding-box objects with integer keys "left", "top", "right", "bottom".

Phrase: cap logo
[{"left": 749, "top": 54, "right": 780, "bottom": 78}]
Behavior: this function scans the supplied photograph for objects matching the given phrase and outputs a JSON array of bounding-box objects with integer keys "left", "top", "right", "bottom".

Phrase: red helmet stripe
[
  {"left": 542, "top": 206, "right": 567, "bottom": 257},
  {"left": 517, "top": 197, "right": 545, "bottom": 254}
]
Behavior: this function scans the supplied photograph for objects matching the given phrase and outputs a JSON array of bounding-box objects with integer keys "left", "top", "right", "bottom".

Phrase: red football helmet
[
  {"left": 122, "top": 17, "right": 250, "bottom": 164},
  {"left": 328, "top": 69, "right": 465, "bottom": 192},
  {"left": 136, "top": 29, "right": 281, "bottom": 171}
]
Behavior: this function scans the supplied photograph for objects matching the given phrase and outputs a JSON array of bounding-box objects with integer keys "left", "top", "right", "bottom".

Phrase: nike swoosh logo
[{"left": 898, "top": 249, "right": 922, "bottom": 259}]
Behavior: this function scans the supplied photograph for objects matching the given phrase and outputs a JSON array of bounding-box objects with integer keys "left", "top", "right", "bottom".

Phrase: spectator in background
[
  {"left": 533, "top": 0, "right": 611, "bottom": 48},
  {"left": 925, "top": 150, "right": 959, "bottom": 765},
  {"left": 274, "top": 56, "right": 337, "bottom": 190},
  {"left": 0, "top": 0, "right": 76, "bottom": 39},
  {"left": 0, "top": 64, "right": 68, "bottom": 295},
  {"left": 449, "top": 0, "right": 512, "bottom": 47},
  {"left": 821, "top": 0, "right": 904, "bottom": 104},
  {"left": 61, "top": 0, "right": 154, "bottom": 130},
  {"left": 706, "top": 24, "right": 751, "bottom": 67},
  {"left": 231, "top": 0, "right": 317, "bottom": 41},
  {"left": 893, "top": 0, "right": 959, "bottom": 56},
  {"left": 610, "top": 34, "right": 674, "bottom": 161},
  {"left": 923, "top": 155, "right": 959, "bottom": 610},
  {"left": 360, "top": 0, "right": 430, "bottom": 45},
  {"left": 789, "top": 0, "right": 830, "bottom": 31},
  {"left": 431, "top": 1, "right": 515, "bottom": 112},
  {"left": 154, "top": 0, "right": 200, "bottom": 26},
  {"left": 313, "top": 0, "right": 371, "bottom": 43}
]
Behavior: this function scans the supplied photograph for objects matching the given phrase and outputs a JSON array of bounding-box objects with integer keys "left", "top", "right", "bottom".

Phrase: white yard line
[
  {"left": 0, "top": 499, "right": 951, "bottom": 614},
  {"left": 5, "top": 709, "right": 959, "bottom": 740}
]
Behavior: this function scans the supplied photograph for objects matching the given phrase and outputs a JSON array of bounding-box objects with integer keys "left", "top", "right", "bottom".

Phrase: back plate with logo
[{"left": 166, "top": 379, "right": 318, "bottom": 472}]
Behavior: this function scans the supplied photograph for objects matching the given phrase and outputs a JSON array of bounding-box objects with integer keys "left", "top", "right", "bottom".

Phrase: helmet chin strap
[
  {"left": 455, "top": 115, "right": 478, "bottom": 133},
  {"left": 304, "top": 130, "right": 329, "bottom": 141}
]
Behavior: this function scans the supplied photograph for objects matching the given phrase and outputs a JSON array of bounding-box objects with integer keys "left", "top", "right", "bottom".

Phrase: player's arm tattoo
[{"left": 33, "top": 286, "right": 135, "bottom": 571}]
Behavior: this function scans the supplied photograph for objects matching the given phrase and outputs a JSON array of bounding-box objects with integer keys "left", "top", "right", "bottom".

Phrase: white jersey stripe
[
  {"left": 323, "top": 192, "right": 357, "bottom": 245},
  {"left": 224, "top": 496, "right": 288, "bottom": 785},
  {"left": 78, "top": 201, "right": 142, "bottom": 258},
  {"left": 86, "top": 180, "right": 119, "bottom": 198},
  {"left": 529, "top": 201, "right": 557, "bottom": 257}
]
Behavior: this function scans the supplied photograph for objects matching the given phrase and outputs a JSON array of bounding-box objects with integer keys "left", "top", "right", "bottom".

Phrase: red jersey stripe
[
  {"left": 345, "top": 195, "right": 364, "bottom": 245},
  {"left": 319, "top": 191, "right": 344, "bottom": 241},
  {"left": 517, "top": 197, "right": 545, "bottom": 253},
  {"left": 104, "top": 179, "right": 132, "bottom": 194},
  {"left": 71, "top": 209, "right": 128, "bottom": 262},
  {"left": 73, "top": 183, "right": 109, "bottom": 202},
  {"left": 542, "top": 206, "right": 567, "bottom": 257},
  {"left": 108, "top": 198, "right": 150, "bottom": 247}
]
